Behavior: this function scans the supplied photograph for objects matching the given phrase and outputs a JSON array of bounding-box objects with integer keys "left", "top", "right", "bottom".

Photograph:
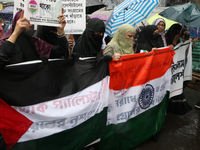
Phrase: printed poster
[
  {"left": 24, "top": 0, "right": 62, "bottom": 27},
  {"left": 62, "top": 0, "right": 85, "bottom": 34}
]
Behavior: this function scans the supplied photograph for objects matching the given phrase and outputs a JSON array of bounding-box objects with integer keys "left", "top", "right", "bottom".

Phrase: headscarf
[
  {"left": 180, "top": 27, "right": 190, "bottom": 41},
  {"left": 0, "top": 25, "right": 3, "bottom": 37},
  {"left": 106, "top": 23, "right": 136, "bottom": 55},
  {"left": 136, "top": 25, "right": 164, "bottom": 52},
  {"left": 0, "top": 10, "right": 52, "bottom": 64},
  {"left": 0, "top": 10, "right": 21, "bottom": 45},
  {"left": 165, "top": 24, "right": 182, "bottom": 45},
  {"left": 152, "top": 18, "right": 167, "bottom": 46},
  {"left": 73, "top": 18, "right": 105, "bottom": 58},
  {"left": 34, "top": 26, "right": 58, "bottom": 45}
]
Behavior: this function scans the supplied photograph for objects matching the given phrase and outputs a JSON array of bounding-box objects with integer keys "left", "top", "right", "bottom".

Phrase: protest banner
[
  {"left": 24, "top": 0, "right": 62, "bottom": 27},
  {"left": 0, "top": 47, "right": 174, "bottom": 150},
  {"left": 62, "top": 0, "right": 86, "bottom": 34},
  {"left": 170, "top": 40, "right": 192, "bottom": 98}
]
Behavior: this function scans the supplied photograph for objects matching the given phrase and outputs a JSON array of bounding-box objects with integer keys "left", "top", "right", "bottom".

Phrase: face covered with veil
[{"left": 73, "top": 18, "right": 105, "bottom": 58}]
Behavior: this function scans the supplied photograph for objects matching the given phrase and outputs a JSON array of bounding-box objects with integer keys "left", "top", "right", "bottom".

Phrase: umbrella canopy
[
  {"left": 148, "top": 13, "right": 177, "bottom": 30},
  {"left": 90, "top": 14, "right": 109, "bottom": 21},
  {"left": 105, "top": 0, "right": 159, "bottom": 37},
  {"left": 0, "top": 6, "right": 13, "bottom": 21},
  {"left": 86, "top": 0, "right": 105, "bottom": 14},
  {"left": 159, "top": 2, "right": 200, "bottom": 27}
]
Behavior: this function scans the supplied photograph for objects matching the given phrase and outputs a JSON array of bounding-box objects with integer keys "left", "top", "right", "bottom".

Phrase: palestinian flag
[
  {"left": 0, "top": 47, "right": 174, "bottom": 150},
  {"left": 100, "top": 47, "right": 174, "bottom": 150},
  {"left": 0, "top": 58, "right": 110, "bottom": 150}
]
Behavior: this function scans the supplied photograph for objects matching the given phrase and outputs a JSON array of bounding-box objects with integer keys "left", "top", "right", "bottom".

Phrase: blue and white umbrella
[
  {"left": 105, "top": 0, "right": 159, "bottom": 37},
  {"left": 0, "top": 6, "right": 14, "bottom": 22}
]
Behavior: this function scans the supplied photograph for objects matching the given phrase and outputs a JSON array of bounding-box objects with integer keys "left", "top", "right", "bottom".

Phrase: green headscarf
[{"left": 107, "top": 23, "right": 136, "bottom": 55}]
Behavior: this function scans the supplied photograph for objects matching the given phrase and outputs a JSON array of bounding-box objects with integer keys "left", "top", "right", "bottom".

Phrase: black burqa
[
  {"left": 136, "top": 25, "right": 164, "bottom": 53},
  {"left": 34, "top": 26, "right": 69, "bottom": 59},
  {"left": 73, "top": 18, "right": 105, "bottom": 59},
  {"left": 165, "top": 24, "right": 182, "bottom": 45}
]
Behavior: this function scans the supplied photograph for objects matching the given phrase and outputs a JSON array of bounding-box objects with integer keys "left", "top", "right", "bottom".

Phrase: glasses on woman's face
[{"left": 157, "top": 23, "right": 165, "bottom": 27}]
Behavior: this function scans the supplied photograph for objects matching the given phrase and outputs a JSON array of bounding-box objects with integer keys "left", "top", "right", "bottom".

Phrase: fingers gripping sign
[
  {"left": 14, "top": 9, "right": 32, "bottom": 36},
  {"left": 8, "top": 10, "right": 32, "bottom": 44},
  {"left": 57, "top": 8, "right": 66, "bottom": 35}
]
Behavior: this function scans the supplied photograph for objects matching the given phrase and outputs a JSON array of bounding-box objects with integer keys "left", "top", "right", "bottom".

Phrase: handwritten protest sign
[
  {"left": 24, "top": 0, "right": 62, "bottom": 27},
  {"left": 62, "top": 0, "right": 86, "bottom": 34}
]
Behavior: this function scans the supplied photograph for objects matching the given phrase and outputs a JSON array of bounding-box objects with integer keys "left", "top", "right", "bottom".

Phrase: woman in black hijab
[
  {"left": 165, "top": 24, "right": 182, "bottom": 46},
  {"left": 34, "top": 25, "right": 69, "bottom": 59},
  {"left": 136, "top": 25, "right": 164, "bottom": 53},
  {"left": 73, "top": 18, "right": 105, "bottom": 59}
]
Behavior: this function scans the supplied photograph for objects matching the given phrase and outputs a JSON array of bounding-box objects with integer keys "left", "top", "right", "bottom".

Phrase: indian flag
[
  {"left": 100, "top": 47, "right": 174, "bottom": 150},
  {"left": 0, "top": 47, "right": 174, "bottom": 150}
]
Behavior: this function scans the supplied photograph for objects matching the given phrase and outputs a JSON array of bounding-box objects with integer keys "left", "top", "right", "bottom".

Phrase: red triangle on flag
[{"left": 0, "top": 99, "right": 33, "bottom": 149}]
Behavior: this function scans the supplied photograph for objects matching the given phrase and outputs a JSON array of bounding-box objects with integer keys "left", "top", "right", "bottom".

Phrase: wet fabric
[
  {"left": 136, "top": 25, "right": 164, "bottom": 53},
  {"left": 73, "top": 18, "right": 105, "bottom": 58},
  {"left": 0, "top": 10, "right": 21, "bottom": 46},
  {"left": 165, "top": 24, "right": 182, "bottom": 45},
  {"left": 34, "top": 25, "right": 69, "bottom": 59},
  {"left": 34, "top": 26, "right": 58, "bottom": 45},
  {"left": 0, "top": 10, "right": 53, "bottom": 66},
  {"left": 0, "top": 25, "right": 3, "bottom": 37},
  {"left": 104, "top": 23, "right": 136, "bottom": 55}
]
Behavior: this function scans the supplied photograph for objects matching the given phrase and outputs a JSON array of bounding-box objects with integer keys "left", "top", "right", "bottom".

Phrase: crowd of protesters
[{"left": 0, "top": 8, "right": 200, "bottom": 150}]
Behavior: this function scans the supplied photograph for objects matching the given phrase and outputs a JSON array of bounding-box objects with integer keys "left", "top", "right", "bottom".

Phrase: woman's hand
[
  {"left": 152, "top": 47, "right": 157, "bottom": 52},
  {"left": 8, "top": 9, "right": 32, "bottom": 44},
  {"left": 112, "top": 53, "right": 121, "bottom": 60},
  {"left": 169, "top": 44, "right": 174, "bottom": 50},
  {"left": 57, "top": 8, "right": 66, "bottom": 35}
]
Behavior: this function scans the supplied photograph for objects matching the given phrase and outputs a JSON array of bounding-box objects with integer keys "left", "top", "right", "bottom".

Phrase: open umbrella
[
  {"left": 148, "top": 13, "right": 177, "bottom": 30},
  {"left": 105, "top": 0, "right": 159, "bottom": 37},
  {"left": 86, "top": 0, "right": 105, "bottom": 14},
  {"left": 0, "top": 6, "right": 13, "bottom": 21},
  {"left": 90, "top": 14, "right": 109, "bottom": 21},
  {"left": 159, "top": 2, "right": 200, "bottom": 27}
]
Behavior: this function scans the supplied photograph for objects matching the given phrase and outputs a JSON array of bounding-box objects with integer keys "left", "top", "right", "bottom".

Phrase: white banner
[
  {"left": 170, "top": 40, "right": 192, "bottom": 98},
  {"left": 107, "top": 69, "right": 171, "bottom": 125},
  {"left": 14, "top": 77, "right": 110, "bottom": 143},
  {"left": 24, "top": 0, "right": 62, "bottom": 27},
  {"left": 62, "top": 0, "right": 85, "bottom": 34}
]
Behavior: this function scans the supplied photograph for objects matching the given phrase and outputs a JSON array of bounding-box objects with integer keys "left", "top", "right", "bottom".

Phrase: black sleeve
[
  {"left": 0, "top": 41, "right": 15, "bottom": 68},
  {"left": 0, "top": 132, "right": 7, "bottom": 150},
  {"left": 50, "top": 37, "right": 69, "bottom": 59}
]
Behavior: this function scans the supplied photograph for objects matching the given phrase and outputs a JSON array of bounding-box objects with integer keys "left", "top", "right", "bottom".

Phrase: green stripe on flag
[
  {"left": 11, "top": 108, "right": 108, "bottom": 150},
  {"left": 100, "top": 92, "right": 169, "bottom": 150}
]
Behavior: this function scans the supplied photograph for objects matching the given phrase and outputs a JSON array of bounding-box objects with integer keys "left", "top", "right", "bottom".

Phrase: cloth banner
[
  {"left": 100, "top": 47, "right": 174, "bottom": 150},
  {"left": 0, "top": 47, "right": 174, "bottom": 150},
  {"left": 170, "top": 40, "right": 192, "bottom": 98}
]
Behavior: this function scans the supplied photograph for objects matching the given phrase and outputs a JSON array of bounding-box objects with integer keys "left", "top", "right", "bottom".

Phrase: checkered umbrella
[{"left": 105, "top": 0, "right": 159, "bottom": 37}]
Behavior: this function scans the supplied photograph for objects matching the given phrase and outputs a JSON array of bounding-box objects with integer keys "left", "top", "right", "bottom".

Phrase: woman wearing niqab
[
  {"left": 34, "top": 25, "right": 69, "bottom": 58},
  {"left": 103, "top": 23, "right": 136, "bottom": 60},
  {"left": 165, "top": 23, "right": 182, "bottom": 46},
  {"left": 136, "top": 25, "right": 164, "bottom": 53},
  {"left": 0, "top": 10, "right": 67, "bottom": 68},
  {"left": 72, "top": 18, "right": 105, "bottom": 59}
]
